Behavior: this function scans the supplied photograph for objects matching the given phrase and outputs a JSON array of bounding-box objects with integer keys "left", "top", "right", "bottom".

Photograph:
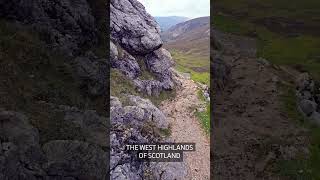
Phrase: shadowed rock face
[
  {"left": 0, "top": 0, "right": 98, "bottom": 56},
  {"left": 110, "top": 0, "right": 162, "bottom": 55},
  {"left": 0, "top": 109, "right": 107, "bottom": 179}
]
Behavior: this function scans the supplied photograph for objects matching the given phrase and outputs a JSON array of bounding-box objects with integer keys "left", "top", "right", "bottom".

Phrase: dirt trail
[
  {"left": 213, "top": 32, "right": 309, "bottom": 179},
  {"left": 160, "top": 74, "right": 210, "bottom": 180}
]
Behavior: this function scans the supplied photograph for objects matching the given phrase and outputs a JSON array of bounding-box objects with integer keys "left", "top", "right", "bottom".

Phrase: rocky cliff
[
  {"left": 110, "top": 0, "right": 176, "bottom": 96},
  {"left": 110, "top": 0, "right": 187, "bottom": 179}
]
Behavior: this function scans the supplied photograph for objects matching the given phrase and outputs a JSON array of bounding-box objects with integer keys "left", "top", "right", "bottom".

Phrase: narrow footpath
[{"left": 160, "top": 73, "right": 210, "bottom": 180}]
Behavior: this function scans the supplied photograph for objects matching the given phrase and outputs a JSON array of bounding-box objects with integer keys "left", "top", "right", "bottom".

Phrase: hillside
[
  {"left": 161, "top": 16, "right": 210, "bottom": 86},
  {"left": 213, "top": 0, "right": 320, "bottom": 179},
  {"left": 162, "top": 16, "right": 210, "bottom": 57},
  {"left": 154, "top": 16, "right": 189, "bottom": 31}
]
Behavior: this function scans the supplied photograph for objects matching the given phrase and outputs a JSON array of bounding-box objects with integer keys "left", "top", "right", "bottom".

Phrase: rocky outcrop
[
  {"left": 110, "top": 0, "right": 162, "bottom": 55},
  {"left": 0, "top": 0, "right": 98, "bottom": 56},
  {"left": 110, "top": 96, "right": 187, "bottom": 179},
  {"left": 110, "top": 0, "right": 175, "bottom": 96},
  {"left": 0, "top": 109, "right": 107, "bottom": 179},
  {"left": 296, "top": 73, "right": 320, "bottom": 126},
  {"left": 110, "top": 42, "right": 141, "bottom": 79}
]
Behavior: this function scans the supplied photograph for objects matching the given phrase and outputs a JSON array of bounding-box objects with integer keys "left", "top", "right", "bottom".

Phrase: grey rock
[
  {"left": 111, "top": 47, "right": 141, "bottom": 79},
  {"left": 111, "top": 164, "right": 142, "bottom": 180},
  {"left": 0, "top": 0, "right": 98, "bottom": 56},
  {"left": 150, "top": 162, "right": 188, "bottom": 180},
  {"left": 110, "top": 0, "right": 162, "bottom": 55},
  {"left": 43, "top": 140, "right": 107, "bottom": 180},
  {"left": 128, "top": 95, "right": 169, "bottom": 129},
  {"left": 145, "top": 48, "right": 174, "bottom": 80},
  {"left": 110, "top": 95, "right": 174, "bottom": 179},
  {"left": 310, "top": 111, "right": 320, "bottom": 126},
  {"left": 133, "top": 79, "right": 162, "bottom": 96},
  {"left": 110, "top": 41, "right": 119, "bottom": 60},
  {"left": 0, "top": 111, "right": 46, "bottom": 179},
  {"left": 111, "top": 96, "right": 122, "bottom": 107},
  {"left": 296, "top": 73, "right": 314, "bottom": 92},
  {"left": 297, "top": 90, "right": 313, "bottom": 101},
  {"left": 64, "top": 110, "right": 108, "bottom": 147},
  {"left": 298, "top": 99, "right": 317, "bottom": 116},
  {"left": 75, "top": 52, "right": 108, "bottom": 96},
  {"left": 0, "top": 111, "right": 39, "bottom": 150},
  {"left": 123, "top": 106, "right": 145, "bottom": 122}
]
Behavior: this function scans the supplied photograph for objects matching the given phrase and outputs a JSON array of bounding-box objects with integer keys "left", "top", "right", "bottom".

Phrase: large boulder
[{"left": 110, "top": 0, "right": 162, "bottom": 55}]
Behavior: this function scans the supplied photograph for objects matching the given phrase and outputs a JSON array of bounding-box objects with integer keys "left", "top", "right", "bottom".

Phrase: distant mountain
[
  {"left": 162, "top": 16, "right": 210, "bottom": 56},
  {"left": 154, "top": 16, "right": 189, "bottom": 31}
]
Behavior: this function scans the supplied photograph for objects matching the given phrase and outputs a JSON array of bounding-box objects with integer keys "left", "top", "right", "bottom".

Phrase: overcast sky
[{"left": 137, "top": 0, "right": 210, "bottom": 18}]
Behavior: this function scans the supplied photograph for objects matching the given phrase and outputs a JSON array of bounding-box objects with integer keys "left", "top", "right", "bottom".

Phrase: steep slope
[{"left": 155, "top": 16, "right": 189, "bottom": 31}]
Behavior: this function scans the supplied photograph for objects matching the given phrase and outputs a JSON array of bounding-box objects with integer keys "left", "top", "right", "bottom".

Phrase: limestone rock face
[
  {"left": 110, "top": 96, "right": 187, "bottom": 179},
  {"left": 110, "top": 0, "right": 176, "bottom": 96},
  {"left": 110, "top": 0, "right": 162, "bottom": 55},
  {"left": 0, "top": 0, "right": 98, "bottom": 56},
  {"left": 145, "top": 48, "right": 174, "bottom": 80},
  {"left": 111, "top": 47, "right": 141, "bottom": 79}
]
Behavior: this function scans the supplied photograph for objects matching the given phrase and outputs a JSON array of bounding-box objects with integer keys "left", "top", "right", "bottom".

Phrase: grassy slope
[
  {"left": 213, "top": 0, "right": 320, "bottom": 178},
  {"left": 171, "top": 50, "right": 210, "bottom": 85}
]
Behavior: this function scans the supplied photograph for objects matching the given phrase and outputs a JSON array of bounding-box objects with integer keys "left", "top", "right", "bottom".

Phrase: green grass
[
  {"left": 214, "top": 0, "right": 320, "bottom": 27},
  {"left": 195, "top": 90, "right": 210, "bottom": 134},
  {"left": 110, "top": 69, "right": 176, "bottom": 107},
  {"left": 277, "top": 84, "right": 320, "bottom": 179},
  {"left": 171, "top": 51, "right": 210, "bottom": 85},
  {"left": 213, "top": 14, "right": 320, "bottom": 80}
]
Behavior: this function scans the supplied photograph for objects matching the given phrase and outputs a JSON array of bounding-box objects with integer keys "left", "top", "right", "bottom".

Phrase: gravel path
[{"left": 160, "top": 74, "right": 210, "bottom": 180}]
